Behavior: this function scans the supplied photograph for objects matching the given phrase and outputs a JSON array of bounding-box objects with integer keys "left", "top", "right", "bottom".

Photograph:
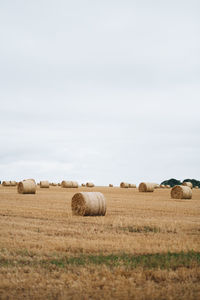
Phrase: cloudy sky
[{"left": 0, "top": 0, "right": 199, "bottom": 185}]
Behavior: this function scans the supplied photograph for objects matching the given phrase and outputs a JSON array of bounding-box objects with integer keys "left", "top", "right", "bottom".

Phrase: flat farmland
[{"left": 0, "top": 186, "right": 200, "bottom": 299}]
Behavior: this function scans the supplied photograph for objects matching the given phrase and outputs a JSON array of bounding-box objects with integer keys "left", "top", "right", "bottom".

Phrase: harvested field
[{"left": 0, "top": 186, "right": 200, "bottom": 300}]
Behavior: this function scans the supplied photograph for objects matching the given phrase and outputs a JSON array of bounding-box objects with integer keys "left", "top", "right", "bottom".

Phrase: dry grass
[{"left": 0, "top": 186, "right": 200, "bottom": 299}]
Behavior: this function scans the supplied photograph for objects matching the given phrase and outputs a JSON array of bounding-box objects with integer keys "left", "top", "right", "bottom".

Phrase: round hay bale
[
  {"left": 10, "top": 181, "right": 17, "bottom": 186},
  {"left": 171, "top": 185, "right": 192, "bottom": 199},
  {"left": 166, "top": 185, "right": 171, "bottom": 188},
  {"left": 109, "top": 184, "right": 113, "bottom": 187},
  {"left": 81, "top": 183, "right": 86, "bottom": 187},
  {"left": 40, "top": 181, "right": 49, "bottom": 188},
  {"left": 61, "top": 181, "right": 78, "bottom": 188},
  {"left": 86, "top": 182, "right": 94, "bottom": 187},
  {"left": 71, "top": 192, "right": 106, "bottom": 216},
  {"left": 182, "top": 182, "right": 193, "bottom": 189},
  {"left": 72, "top": 181, "right": 78, "bottom": 188},
  {"left": 2, "top": 181, "right": 10, "bottom": 186},
  {"left": 18, "top": 180, "right": 36, "bottom": 194},
  {"left": 194, "top": 186, "right": 199, "bottom": 189},
  {"left": 138, "top": 182, "right": 154, "bottom": 192},
  {"left": 160, "top": 184, "right": 165, "bottom": 188},
  {"left": 120, "top": 182, "right": 129, "bottom": 188},
  {"left": 129, "top": 184, "right": 136, "bottom": 188},
  {"left": 51, "top": 183, "right": 57, "bottom": 186}
]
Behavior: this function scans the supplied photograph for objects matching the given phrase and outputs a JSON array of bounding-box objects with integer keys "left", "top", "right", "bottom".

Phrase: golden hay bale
[
  {"left": 86, "top": 182, "right": 95, "bottom": 187},
  {"left": 10, "top": 181, "right": 17, "bottom": 186},
  {"left": 61, "top": 181, "right": 78, "bottom": 188},
  {"left": 129, "top": 184, "right": 136, "bottom": 188},
  {"left": 166, "top": 185, "right": 171, "bottom": 188},
  {"left": 81, "top": 183, "right": 86, "bottom": 187},
  {"left": 2, "top": 181, "right": 10, "bottom": 186},
  {"left": 40, "top": 181, "right": 49, "bottom": 188},
  {"left": 182, "top": 182, "right": 193, "bottom": 189},
  {"left": 160, "top": 184, "right": 165, "bottom": 188},
  {"left": 71, "top": 192, "right": 106, "bottom": 216},
  {"left": 109, "top": 184, "right": 113, "bottom": 187},
  {"left": 72, "top": 181, "right": 78, "bottom": 188},
  {"left": 138, "top": 182, "right": 154, "bottom": 192},
  {"left": 18, "top": 180, "right": 36, "bottom": 194},
  {"left": 120, "top": 182, "right": 129, "bottom": 188},
  {"left": 171, "top": 185, "right": 192, "bottom": 199},
  {"left": 51, "top": 183, "right": 57, "bottom": 186},
  {"left": 194, "top": 186, "right": 199, "bottom": 189}
]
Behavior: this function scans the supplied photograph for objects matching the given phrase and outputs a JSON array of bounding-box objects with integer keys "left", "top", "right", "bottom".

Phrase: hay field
[{"left": 0, "top": 185, "right": 200, "bottom": 299}]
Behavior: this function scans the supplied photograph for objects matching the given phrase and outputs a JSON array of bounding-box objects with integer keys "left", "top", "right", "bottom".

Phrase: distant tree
[
  {"left": 161, "top": 178, "right": 181, "bottom": 187},
  {"left": 183, "top": 179, "right": 200, "bottom": 188}
]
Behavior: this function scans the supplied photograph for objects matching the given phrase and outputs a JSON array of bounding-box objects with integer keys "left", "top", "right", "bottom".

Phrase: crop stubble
[{"left": 0, "top": 186, "right": 200, "bottom": 299}]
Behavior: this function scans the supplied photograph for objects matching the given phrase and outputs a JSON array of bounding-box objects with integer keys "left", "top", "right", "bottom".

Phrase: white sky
[{"left": 0, "top": 0, "right": 199, "bottom": 185}]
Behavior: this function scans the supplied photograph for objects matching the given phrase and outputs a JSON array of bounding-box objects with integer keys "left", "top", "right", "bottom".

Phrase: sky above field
[{"left": 0, "top": 0, "right": 200, "bottom": 185}]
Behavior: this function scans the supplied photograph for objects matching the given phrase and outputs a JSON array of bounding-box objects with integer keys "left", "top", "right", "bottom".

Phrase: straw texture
[
  {"left": 182, "top": 182, "right": 193, "bottom": 189},
  {"left": 2, "top": 181, "right": 10, "bottom": 186},
  {"left": 139, "top": 182, "right": 154, "bottom": 192},
  {"left": 129, "top": 184, "right": 136, "bottom": 188},
  {"left": 61, "top": 181, "right": 78, "bottom": 188},
  {"left": 18, "top": 180, "right": 36, "bottom": 194},
  {"left": 171, "top": 185, "right": 192, "bottom": 199},
  {"left": 120, "top": 182, "right": 129, "bottom": 188},
  {"left": 40, "top": 181, "right": 49, "bottom": 188},
  {"left": 86, "top": 182, "right": 95, "bottom": 187},
  {"left": 71, "top": 192, "right": 106, "bottom": 216}
]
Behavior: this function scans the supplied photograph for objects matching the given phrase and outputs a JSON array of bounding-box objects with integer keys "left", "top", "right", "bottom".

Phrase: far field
[{"left": 0, "top": 185, "right": 200, "bottom": 299}]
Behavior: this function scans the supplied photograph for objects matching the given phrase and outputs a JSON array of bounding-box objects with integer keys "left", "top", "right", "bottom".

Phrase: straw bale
[
  {"left": 40, "top": 181, "right": 49, "bottom": 188},
  {"left": 2, "top": 181, "right": 10, "bottom": 186},
  {"left": 171, "top": 185, "right": 192, "bottom": 199},
  {"left": 182, "top": 182, "right": 193, "bottom": 189},
  {"left": 139, "top": 182, "right": 154, "bottom": 192},
  {"left": 120, "top": 182, "right": 129, "bottom": 188},
  {"left": 129, "top": 184, "right": 136, "bottom": 188},
  {"left": 71, "top": 192, "right": 106, "bottom": 216},
  {"left": 86, "top": 182, "right": 95, "bottom": 187},
  {"left": 18, "top": 180, "right": 36, "bottom": 194}
]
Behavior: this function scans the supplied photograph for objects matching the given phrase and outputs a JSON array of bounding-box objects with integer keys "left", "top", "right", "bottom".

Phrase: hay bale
[
  {"left": 10, "top": 181, "right": 17, "bottom": 186},
  {"left": 182, "top": 182, "right": 193, "bottom": 189},
  {"left": 86, "top": 182, "right": 95, "bottom": 187},
  {"left": 129, "top": 184, "right": 136, "bottom": 188},
  {"left": 18, "top": 180, "right": 36, "bottom": 194},
  {"left": 51, "top": 183, "right": 57, "bottom": 186},
  {"left": 81, "top": 183, "right": 86, "bottom": 187},
  {"left": 138, "top": 182, "right": 154, "bottom": 192},
  {"left": 2, "top": 181, "right": 10, "bottom": 186},
  {"left": 61, "top": 181, "right": 78, "bottom": 188},
  {"left": 160, "top": 184, "right": 165, "bottom": 188},
  {"left": 171, "top": 185, "right": 192, "bottom": 199},
  {"left": 152, "top": 183, "right": 159, "bottom": 189},
  {"left": 109, "top": 184, "right": 113, "bottom": 187},
  {"left": 120, "top": 182, "right": 129, "bottom": 188},
  {"left": 194, "top": 186, "right": 199, "bottom": 189},
  {"left": 40, "top": 181, "right": 49, "bottom": 188},
  {"left": 71, "top": 192, "right": 106, "bottom": 216},
  {"left": 166, "top": 185, "right": 171, "bottom": 188}
]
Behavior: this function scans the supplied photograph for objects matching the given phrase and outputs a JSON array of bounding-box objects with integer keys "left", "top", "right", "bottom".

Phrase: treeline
[{"left": 161, "top": 178, "right": 200, "bottom": 188}]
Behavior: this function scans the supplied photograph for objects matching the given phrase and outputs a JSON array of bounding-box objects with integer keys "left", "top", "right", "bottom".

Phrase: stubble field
[{"left": 0, "top": 185, "right": 200, "bottom": 299}]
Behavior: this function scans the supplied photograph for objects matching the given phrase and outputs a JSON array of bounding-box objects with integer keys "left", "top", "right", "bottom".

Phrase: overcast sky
[{"left": 0, "top": 0, "right": 199, "bottom": 185}]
